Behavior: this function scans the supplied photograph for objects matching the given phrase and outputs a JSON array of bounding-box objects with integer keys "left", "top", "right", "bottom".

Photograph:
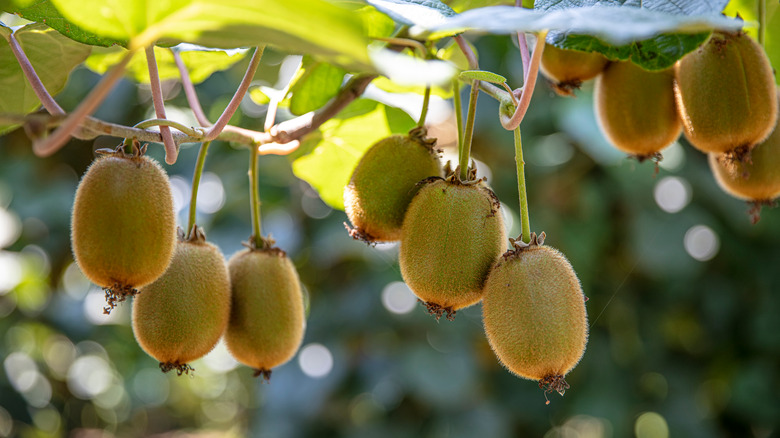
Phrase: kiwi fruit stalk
[
  {"left": 399, "top": 174, "right": 506, "bottom": 320},
  {"left": 540, "top": 44, "right": 608, "bottom": 96},
  {"left": 71, "top": 145, "right": 176, "bottom": 313},
  {"left": 709, "top": 90, "right": 780, "bottom": 222},
  {"left": 132, "top": 227, "right": 231, "bottom": 375},
  {"left": 594, "top": 61, "right": 682, "bottom": 160},
  {"left": 344, "top": 130, "right": 442, "bottom": 243},
  {"left": 482, "top": 233, "right": 587, "bottom": 402},
  {"left": 675, "top": 31, "right": 778, "bottom": 156},
  {"left": 225, "top": 245, "right": 305, "bottom": 380}
]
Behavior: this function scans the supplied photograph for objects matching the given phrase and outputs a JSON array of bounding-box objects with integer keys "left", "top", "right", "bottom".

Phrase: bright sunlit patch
[
  {"left": 635, "top": 412, "right": 669, "bottom": 438},
  {"left": 169, "top": 175, "right": 191, "bottom": 213},
  {"left": 202, "top": 339, "right": 240, "bottom": 373},
  {"left": 67, "top": 355, "right": 113, "bottom": 400},
  {"left": 381, "top": 281, "right": 417, "bottom": 315},
  {"left": 684, "top": 225, "right": 719, "bottom": 262},
  {"left": 0, "top": 208, "right": 21, "bottom": 249},
  {"left": 197, "top": 172, "right": 226, "bottom": 214},
  {"left": 653, "top": 176, "right": 691, "bottom": 213},
  {"left": 298, "top": 343, "right": 334, "bottom": 378},
  {"left": 0, "top": 251, "right": 23, "bottom": 295},
  {"left": 3, "top": 352, "right": 51, "bottom": 408},
  {"left": 83, "top": 288, "right": 128, "bottom": 325}
]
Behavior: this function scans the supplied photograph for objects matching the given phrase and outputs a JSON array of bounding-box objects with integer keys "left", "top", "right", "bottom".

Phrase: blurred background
[{"left": 0, "top": 24, "right": 779, "bottom": 438}]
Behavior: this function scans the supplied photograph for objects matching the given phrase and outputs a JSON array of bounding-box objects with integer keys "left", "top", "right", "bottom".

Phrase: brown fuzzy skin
[
  {"left": 710, "top": 91, "right": 780, "bottom": 201},
  {"left": 482, "top": 245, "right": 587, "bottom": 381},
  {"left": 225, "top": 248, "right": 305, "bottom": 371},
  {"left": 399, "top": 179, "right": 506, "bottom": 311},
  {"left": 71, "top": 154, "right": 176, "bottom": 289},
  {"left": 540, "top": 44, "right": 608, "bottom": 96},
  {"left": 594, "top": 61, "right": 681, "bottom": 157},
  {"left": 132, "top": 240, "right": 231, "bottom": 365},
  {"left": 345, "top": 135, "right": 442, "bottom": 242},
  {"left": 675, "top": 32, "right": 778, "bottom": 154}
]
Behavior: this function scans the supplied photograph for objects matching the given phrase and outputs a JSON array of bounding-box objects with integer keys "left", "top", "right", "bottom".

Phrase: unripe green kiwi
[
  {"left": 345, "top": 133, "right": 442, "bottom": 242},
  {"left": 675, "top": 31, "right": 778, "bottom": 155},
  {"left": 132, "top": 231, "right": 231, "bottom": 374},
  {"left": 225, "top": 247, "right": 305, "bottom": 379},
  {"left": 399, "top": 177, "right": 506, "bottom": 319},
  {"left": 71, "top": 150, "right": 176, "bottom": 311},
  {"left": 540, "top": 44, "right": 608, "bottom": 96},
  {"left": 594, "top": 61, "right": 682, "bottom": 159},
  {"left": 709, "top": 91, "right": 780, "bottom": 220},
  {"left": 482, "top": 236, "right": 587, "bottom": 399}
]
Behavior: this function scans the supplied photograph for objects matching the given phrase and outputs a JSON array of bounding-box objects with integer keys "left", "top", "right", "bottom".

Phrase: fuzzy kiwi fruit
[
  {"left": 594, "top": 60, "right": 682, "bottom": 159},
  {"left": 344, "top": 132, "right": 442, "bottom": 242},
  {"left": 71, "top": 147, "right": 176, "bottom": 311},
  {"left": 709, "top": 90, "right": 780, "bottom": 222},
  {"left": 399, "top": 175, "right": 506, "bottom": 320},
  {"left": 482, "top": 234, "right": 587, "bottom": 401},
  {"left": 225, "top": 246, "right": 305, "bottom": 379},
  {"left": 132, "top": 228, "right": 231, "bottom": 374},
  {"left": 540, "top": 44, "right": 608, "bottom": 96},
  {"left": 675, "top": 31, "right": 778, "bottom": 155}
]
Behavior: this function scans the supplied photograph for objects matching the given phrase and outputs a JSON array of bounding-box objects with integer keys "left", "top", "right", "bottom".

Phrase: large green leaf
[
  {"left": 724, "top": 0, "right": 780, "bottom": 84},
  {"left": 289, "top": 56, "right": 347, "bottom": 116},
  {"left": 0, "top": 22, "right": 91, "bottom": 134},
  {"left": 367, "top": 0, "right": 456, "bottom": 28},
  {"left": 85, "top": 44, "right": 247, "bottom": 84},
  {"left": 44, "top": 0, "right": 371, "bottom": 70},
  {"left": 10, "top": 0, "right": 123, "bottom": 47},
  {"left": 291, "top": 99, "right": 415, "bottom": 210}
]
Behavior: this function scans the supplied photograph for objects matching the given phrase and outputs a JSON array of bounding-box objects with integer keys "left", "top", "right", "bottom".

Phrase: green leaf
[
  {"left": 367, "top": 0, "right": 456, "bottom": 28},
  {"left": 289, "top": 56, "right": 347, "bottom": 116},
  {"left": 0, "top": 22, "right": 91, "bottom": 134},
  {"left": 45, "top": 0, "right": 371, "bottom": 70},
  {"left": 249, "top": 87, "right": 272, "bottom": 105},
  {"left": 84, "top": 44, "right": 247, "bottom": 84},
  {"left": 9, "top": 0, "right": 123, "bottom": 47},
  {"left": 412, "top": 5, "right": 743, "bottom": 43},
  {"left": 291, "top": 99, "right": 415, "bottom": 210},
  {"left": 447, "top": 0, "right": 515, "bottom": 13},
  {"left": 459, "top": 70, "right": 506, "bottom": 83}
]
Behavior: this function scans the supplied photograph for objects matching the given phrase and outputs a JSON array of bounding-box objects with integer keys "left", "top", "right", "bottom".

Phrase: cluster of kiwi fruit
[
  {"left": 344, "top": 126, "right": 588, "bottom": 401},
  {"left": 541, "top": 31, "right": 780, "bottom": 221},
  {"left": 70, "top": 142, "right": 305, "bottom": 379}
]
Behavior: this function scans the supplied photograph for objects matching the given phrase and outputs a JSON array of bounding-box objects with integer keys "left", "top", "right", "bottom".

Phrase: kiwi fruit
[
  {"left": 482, "top": 233, "right": 587, "bottom": 401},
  {"left": 225, "top": 246, "right": 305, "bottom": 380},
  {"left": 399, "top": 174, "right": 506, "bottom": 320},
  {"left": 675, "top": 31, "right": 778, "bottom": 156},
  {"left": 71, "top": 146, "right": 176, "bottom": 312},
  {"left": 540, "top": 44, "right": 608, "bottom": 96},
  {"left": 709, "top": 90, "right": 780, "bottom": 222},
  {"left": 594, "top": 60, "right": 682, "bottom": 160},
  {"left": 132, "top": 227, "right": 231, "bottom": 375},
  {"left": 344, "top": 130, "right": 442, "bottom": 242}
]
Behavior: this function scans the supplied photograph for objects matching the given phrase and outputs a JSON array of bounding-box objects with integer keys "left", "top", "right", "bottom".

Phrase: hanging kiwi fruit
[
  {"left": 482, "top": 233, "right": 588, "bottom": 403},
  {"left": 132, "top": 226, "right": 232, "bottom": 375},
  {"left": 71, "top": 143, "right": 177, "bottom": 313},
  {"left": 399, "top": 167, "right": 506, "bottom": 320},
  {"left": 540, "top": 43, "right": 608, "bottom": 96},
  {"left": 594, "top": 60, "right": 682, "bottom": 161},
  {"left": 675, "top": 31, "right": 778, "bottom": 157},
  {"left": 344, "top": 128, "right": 443, "bottom": 243}
]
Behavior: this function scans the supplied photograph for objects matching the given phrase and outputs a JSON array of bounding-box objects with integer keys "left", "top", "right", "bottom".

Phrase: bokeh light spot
[
  {"left": 298, "top": 343, "right": 333, "bottom": 378},
  {"left": 684, "top": 225, "right": 719, "bottom": 262},
  {"left": 635, "top": 412, "right": 669, "bottom": 438},
  {"left": 197, "top": 172, "right": 226, "bottom": 214},
  {"left": 381, "top": 281, "right": 417, "bottom": 315},
  {"left": 653, "top": 176, "right": 691, "bottom": 213}
]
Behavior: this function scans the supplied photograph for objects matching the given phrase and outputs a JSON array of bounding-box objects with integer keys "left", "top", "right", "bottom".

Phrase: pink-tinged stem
[
  {"left": 500, "top": 31, "right": 546, "bottom": 130},
  {"left": 454, "top": 35, "right": 479, "bottom": 70},
  {"left": 204, "top": 46, "right": 265, "bottom": 141},
  {"left": 8, "top": 33, "right": 64, "bottom": 115},
  {"left": 171, "top": 49, "right": 211, "bottom": 127},
  {"left": 145, "top": 46, "right": 178, "bottom": 164},
  {"left": 33, "top": 50, "right": 134, "bottom": 157}
]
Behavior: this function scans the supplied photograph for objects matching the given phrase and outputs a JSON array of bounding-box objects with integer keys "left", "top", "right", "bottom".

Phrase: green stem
[
  {"left": 249, "top": 146, "right": 262, "bottom": 248},
  {"left": 452, "top": 79, "right": 463, "bottom": 160},
  {"left": 417, "top": 86, "right": 431, "bottom": 128},
  {"left": 459, "top": 80, "right": 480, "bottom": 180},
  {"left": 758, "top": 0, "right": 766, "bottom": 47},
  {"left": 514, "top": 127, "right": 531, "bottom": 244},
  {"left": 187, "top": 141, "right": 211, "bottom": 235}
]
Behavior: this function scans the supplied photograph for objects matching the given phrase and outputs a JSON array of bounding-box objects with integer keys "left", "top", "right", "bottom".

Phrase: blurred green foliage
[{"left": 0, "top": 29, "right": 779, "bottom": 438}]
